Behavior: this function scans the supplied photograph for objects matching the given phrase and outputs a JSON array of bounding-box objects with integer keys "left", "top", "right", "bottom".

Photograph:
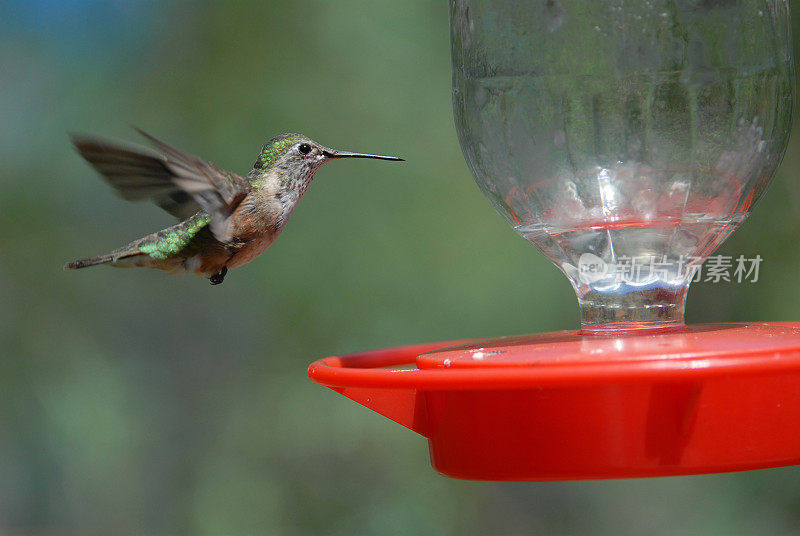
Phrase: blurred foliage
[{"left": 1, "top": 1, "right": 800, "bottom": 535}]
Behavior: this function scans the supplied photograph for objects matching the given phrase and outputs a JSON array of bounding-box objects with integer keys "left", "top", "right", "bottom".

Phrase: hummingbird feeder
[{"left": 309, "top": 0, "right": 799, "bottom": 480}]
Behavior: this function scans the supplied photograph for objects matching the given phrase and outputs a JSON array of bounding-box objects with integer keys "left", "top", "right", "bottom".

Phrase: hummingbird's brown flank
[{"left": 65, "top": 128, "right": 402, "bottom": 284}]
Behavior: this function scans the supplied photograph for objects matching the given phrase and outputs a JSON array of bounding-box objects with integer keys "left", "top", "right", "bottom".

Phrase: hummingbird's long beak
[{"left": 323, "top": 150, "right": 403, "bottom": 161}]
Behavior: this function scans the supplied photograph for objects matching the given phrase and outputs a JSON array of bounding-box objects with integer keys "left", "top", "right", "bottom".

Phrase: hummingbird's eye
[{"left": 298, "top": 143, "right": 311, "bottom": 155}]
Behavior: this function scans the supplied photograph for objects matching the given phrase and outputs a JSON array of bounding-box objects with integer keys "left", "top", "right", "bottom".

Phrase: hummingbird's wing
[
  {"left": 70, "top": 134, "right": 202, "bottom": 220},
  {"left": 71, "top": 130, "right": 252, "bottom": 242},
  {"left": 134, "top": 128, "right": 251, "bottom": 242}
]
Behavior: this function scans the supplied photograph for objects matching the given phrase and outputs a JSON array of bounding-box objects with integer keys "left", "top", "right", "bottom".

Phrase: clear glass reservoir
[{"left": 450, "top": 0, "right": 793, "bottom": 332}]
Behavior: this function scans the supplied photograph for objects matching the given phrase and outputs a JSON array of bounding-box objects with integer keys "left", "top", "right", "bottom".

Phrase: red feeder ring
[{"left": 308, "top": 322, "right": 800, "bottom": 480}]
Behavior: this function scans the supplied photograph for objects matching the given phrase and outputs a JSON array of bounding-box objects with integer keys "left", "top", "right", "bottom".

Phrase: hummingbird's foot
[{"left": 209, "top": 266, "right": 228, "bottom": 285}]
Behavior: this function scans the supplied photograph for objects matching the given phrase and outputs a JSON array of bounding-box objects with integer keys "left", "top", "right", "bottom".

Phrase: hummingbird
[{"left": 64, "top": 128, "right": 403, "bottom": 285}]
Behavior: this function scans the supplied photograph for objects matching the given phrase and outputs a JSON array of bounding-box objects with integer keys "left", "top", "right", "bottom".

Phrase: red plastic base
[{"left": 308, "top": 323, "right": 800, "bottom": 480}]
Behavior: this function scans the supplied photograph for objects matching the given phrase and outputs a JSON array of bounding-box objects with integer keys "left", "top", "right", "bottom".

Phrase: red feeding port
[{"left": 309, "top": 323, "right": 800, "bottom": 480}]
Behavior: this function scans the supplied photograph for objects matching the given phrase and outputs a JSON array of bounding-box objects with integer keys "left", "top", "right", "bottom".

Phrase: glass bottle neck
[{"left": 577, "top": 284, "right": 689, "bottom": 335}]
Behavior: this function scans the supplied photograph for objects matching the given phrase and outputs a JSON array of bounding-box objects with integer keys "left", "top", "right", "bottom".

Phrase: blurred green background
[{"left": 2, "top": 1, "right": 800, "bottom": 535}]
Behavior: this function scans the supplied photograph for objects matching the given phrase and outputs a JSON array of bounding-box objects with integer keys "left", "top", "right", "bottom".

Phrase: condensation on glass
[{"left": 450, "top": 0, "right": 793, "bottom": 332}]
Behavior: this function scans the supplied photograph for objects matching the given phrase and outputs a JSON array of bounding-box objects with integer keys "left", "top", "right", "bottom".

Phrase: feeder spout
[
  {"left": 330, "top": 386, "right": 429, "bottom": 437},
  {"left": 308, "top": 346, "right": 458, "bottom": 438}
]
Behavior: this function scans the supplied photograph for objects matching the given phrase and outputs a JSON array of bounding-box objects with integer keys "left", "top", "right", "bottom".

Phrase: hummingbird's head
[{"left": 252, "top": 133, "right": 403, "bottom": 193}]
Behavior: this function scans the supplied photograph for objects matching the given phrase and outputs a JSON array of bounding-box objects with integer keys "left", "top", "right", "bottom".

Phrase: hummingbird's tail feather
[
  {"left": 63, "top": 246, "right": 146, "bottom": 270},
  {"left": 63, "top": 255, "right": 114, "bottom": 270}
]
